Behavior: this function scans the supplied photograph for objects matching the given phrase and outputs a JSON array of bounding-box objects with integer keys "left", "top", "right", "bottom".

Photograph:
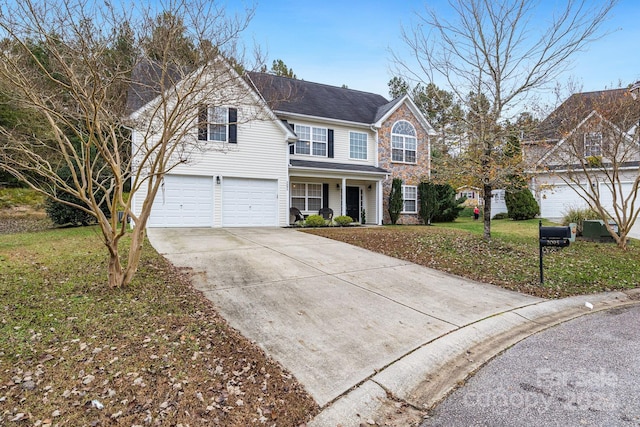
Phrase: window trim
[
  {"left": 349, "top": 131, "right": 368, "bottom": 160},
  {"left": 294, "top": 124, "right": 328, "bottom": 157},
  {"left": 391, "top": 120, "right": 417, "bottom": 164},
  {"left": 584, "top": 132, "right": 603, "bottom": 157},
  {"left": 290, "top": 182, "right": 323, "bottom": 212},
  {"left": 402, "top": 185, "right": 418, "bottom": 214},
  {"left": 197, "top": 105, "right": 237, "bottom": 143}
]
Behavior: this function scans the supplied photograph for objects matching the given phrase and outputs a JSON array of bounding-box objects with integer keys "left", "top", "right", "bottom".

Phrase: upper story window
[
  {"left": 295, "top": 124, "right": 327, "bottom": 156},
  {"left": 584, "top": 132, "right": 602, "bottom": 157},
  {"left": 198, "top": 106, "right": 237, "bottom": 143},
  {"left": 350, "top": 132, "right": 368, "bottom": 160},
  {"left": 402, "top": 185, "right": 417, "bottom": 213},
  {"left": 391, "top": 121, "right": 417, "bottom": 163}
]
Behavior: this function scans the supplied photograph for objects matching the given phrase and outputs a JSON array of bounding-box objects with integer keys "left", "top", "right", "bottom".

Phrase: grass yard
[
  {"left": 307, "top": 218, "right": 640, "bottom": 299},
  {"left": 0, "top": 227, "right": 317, "bottom": 426}
]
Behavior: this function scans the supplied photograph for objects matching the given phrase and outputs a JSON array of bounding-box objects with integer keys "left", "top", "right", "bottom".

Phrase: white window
[
  {"left": 295, "top": 125, "right": 327, "bottom": 157},
  {"left": 391, "top": 121, "right": 417, "bottom": 163},
  {"left": 198, "top": 106, "right": 237, "bottom": 143},
  {"left": 291, "top": 183, "right": 322, "bottom": 212},
  {"left": 584, "top": 132, "right": 602, "bottom": 157},
  {"left": 349, "top": 132, "right": 368, "bottom": 160},
  {"left": 402, "top": 185, "right": 417, "bottom": 213}
]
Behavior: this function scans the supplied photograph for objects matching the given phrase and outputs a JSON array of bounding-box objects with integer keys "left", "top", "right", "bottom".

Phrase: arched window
[{"left": 391, "top": 121, "right": 417, "bottom": 163}]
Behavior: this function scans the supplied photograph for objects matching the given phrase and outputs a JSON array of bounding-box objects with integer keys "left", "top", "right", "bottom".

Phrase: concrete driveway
[{"left": 147, "top": 227, "right": 637, "bottom": 425}]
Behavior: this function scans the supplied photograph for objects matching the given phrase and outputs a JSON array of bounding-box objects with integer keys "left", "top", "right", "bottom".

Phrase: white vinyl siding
[{"left": 132, "top": 98, "right": 289, "bottom": 227}]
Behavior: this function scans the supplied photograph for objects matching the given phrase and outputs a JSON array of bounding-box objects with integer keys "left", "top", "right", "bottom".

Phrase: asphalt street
[{"left": 421, "top": 304, "right": 640, "bottom": 427}]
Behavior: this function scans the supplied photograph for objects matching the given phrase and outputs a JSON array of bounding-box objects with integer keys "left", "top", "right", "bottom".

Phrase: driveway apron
[{"left": 147, "top": 227, "right": 542, "bottom": 408}]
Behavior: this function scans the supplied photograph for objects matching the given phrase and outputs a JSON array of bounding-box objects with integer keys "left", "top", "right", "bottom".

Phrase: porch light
[
  {"left": 336, "top": 183, "right": 340, "bottom": 190},
  {"left": 368, "top": 184, "right": 372, "bottom": 191},
  {"left": 216, "top": 176, "right": 221, "bottom": 184}
]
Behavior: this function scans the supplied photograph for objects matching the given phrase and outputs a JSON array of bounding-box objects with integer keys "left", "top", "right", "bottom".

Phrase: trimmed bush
[
  {"left": 459, "top": 207, "right": 475, "bottom": 218},
  {"left": 505, "top": 188, "right": 540, "bottom": 220},
  {"left": 561, "top": 207, "right": 601, "bottom": 235},
  {"left": 418, "top": 181, "right": 438, "bottom": 224},
  {"left": 334, "top": 215, "right": 353, "bottom": 226},
  {"left": 492, "top": 212, "right": 509, "bottom": 220},
  {"left": 304, "top": 214, "right": 326, "bottom": 227},
  {"left": 431, "top": 184, "right": 465, "bottom": 222},
  {"left": 388, "top": 178, "right": 403, "bottom": 225}
]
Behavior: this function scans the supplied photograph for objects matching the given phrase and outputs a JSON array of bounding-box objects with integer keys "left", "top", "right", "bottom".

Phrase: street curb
[{"left": 309, "top": 290, "right": 640, "bottom": 427}]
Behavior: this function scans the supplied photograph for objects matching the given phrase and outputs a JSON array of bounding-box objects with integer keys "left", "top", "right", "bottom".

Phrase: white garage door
[
  {"left": 222, "top": 178, "right": 278, "bottom": 227},
  {"left": 598, "top": 182, "right": 634, "bottom": 212},
  {"left": 539, "top": 184, "right": 587, "bottom": 219},
  {"left": 148, "top": 175, "right": 213, "bottom": 227}
]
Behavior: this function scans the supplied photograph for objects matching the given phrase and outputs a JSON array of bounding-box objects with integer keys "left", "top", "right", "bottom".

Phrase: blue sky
[{"left": 234, "top": 0, "right": 640, "bottom": 112}]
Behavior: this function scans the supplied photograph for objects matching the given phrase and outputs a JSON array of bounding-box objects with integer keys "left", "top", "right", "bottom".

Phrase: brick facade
[{"left": 378, "top": 104, "right": 430, "bottom": 224}]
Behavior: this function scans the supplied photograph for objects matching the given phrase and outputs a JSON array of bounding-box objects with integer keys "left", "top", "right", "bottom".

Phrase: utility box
[{"left": 582, "top": 220, "right": 617, "bottom": 242}]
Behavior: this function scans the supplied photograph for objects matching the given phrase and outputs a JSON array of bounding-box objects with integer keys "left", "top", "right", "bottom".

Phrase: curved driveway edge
[{"left": 146, "top": 227, "right": 639, "bottom": 426}]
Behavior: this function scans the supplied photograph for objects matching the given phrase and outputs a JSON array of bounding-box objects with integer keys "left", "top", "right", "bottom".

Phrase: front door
[{"left": 346, "top": 186, "right": 360, "bottom": 222}]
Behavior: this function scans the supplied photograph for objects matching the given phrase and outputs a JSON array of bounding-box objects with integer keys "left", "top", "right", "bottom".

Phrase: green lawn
[{"left": 307, "top": 218, "right": 640, "bottom": 298}]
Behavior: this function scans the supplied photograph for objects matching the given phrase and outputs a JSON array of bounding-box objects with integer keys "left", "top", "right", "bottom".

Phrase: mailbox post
[{"left": 539, "top": 220, "right": 571, "bottom": 284}]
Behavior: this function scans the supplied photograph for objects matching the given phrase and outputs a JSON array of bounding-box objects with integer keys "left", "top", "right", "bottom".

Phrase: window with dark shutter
[
  {"left": 228, "top": 108, "right": 237, "bottom": 144},
  {"left": 328, "top": 129, "right": 334, "bottom": 158},
  {"left": 198, "top": 106, "right": 208, "bottom": 141}
]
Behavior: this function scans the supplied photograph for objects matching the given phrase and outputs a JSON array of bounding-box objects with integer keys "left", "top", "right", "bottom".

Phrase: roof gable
[
  {"left": 528, "top": 88, "right": 640, "bottom": 142},
  {"left": 247, "top": 72, "right": 390, "bottom": 124}
]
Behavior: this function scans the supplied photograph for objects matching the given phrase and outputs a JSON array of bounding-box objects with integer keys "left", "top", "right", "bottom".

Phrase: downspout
[{"left": 371, "top": 124, "right": 384, "bottom": 224}]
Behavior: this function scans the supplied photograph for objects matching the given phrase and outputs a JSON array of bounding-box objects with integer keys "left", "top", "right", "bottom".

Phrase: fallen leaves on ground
[{"left": 0, "top": 221, "right": 318, "bottom": 426}]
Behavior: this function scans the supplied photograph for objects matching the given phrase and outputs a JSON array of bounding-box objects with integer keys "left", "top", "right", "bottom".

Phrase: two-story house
[
  {"left": 523, "top": 86, "right": 640, "bottom": 237},
  {"left": 129, "top": 65, "right": 434, "bottom": 228}
]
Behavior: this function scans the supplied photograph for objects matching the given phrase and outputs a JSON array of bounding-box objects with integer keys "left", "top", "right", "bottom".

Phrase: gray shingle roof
[
  {"left": 247, "top": 72, "right": 390, "bottom": 124},
  {"left": 126, "top": 60, "right": 188, "bottom": 115},
  {"left": 289, "top": 159, "right": 388, "bottom": 174},
  {"left": 528, "top": 88, "right": 640, "bottom": 141}
]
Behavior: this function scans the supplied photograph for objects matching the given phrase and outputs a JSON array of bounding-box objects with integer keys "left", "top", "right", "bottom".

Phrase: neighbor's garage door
[
  {"left": 148, "top": 175, "right": 213, "bottom": 227},
  {"left": 539, "top": 184, "right": 587, "bottom": 219},
  {"left": 598, "top": 182, "right": 634, "bottom": 212},
  {"left": 222, "top": 178, "right": 278, "bottom": 227}
]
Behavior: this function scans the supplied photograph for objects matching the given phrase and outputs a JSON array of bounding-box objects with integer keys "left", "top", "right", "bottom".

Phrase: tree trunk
[
  {"left": 122, "top": 225, "right": 147, "bottom": 286},
  {"left": 106, "top": 240, "right": 125, "bottom": 288},
  {"left": 483, "top": 183, "right": 492, "bottom": 240}
]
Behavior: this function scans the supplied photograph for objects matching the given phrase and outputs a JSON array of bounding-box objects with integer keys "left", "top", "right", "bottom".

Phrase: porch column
[
  {"left": 377, "top": 179, "right": 384, "bottom": 225},
  {"left": 341, "top": 178, "right": 347, "bottom": 216}
]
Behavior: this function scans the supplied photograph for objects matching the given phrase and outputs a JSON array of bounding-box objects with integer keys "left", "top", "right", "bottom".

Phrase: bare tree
[
  {"left": 0, "top": 0, "right": 263, "bottom": 288},
  {"left": 532, "top": 87, "right": 640, "bottom": 249},
  {"left": 395, "top": 0, "right": 616, "bottom": 238}
]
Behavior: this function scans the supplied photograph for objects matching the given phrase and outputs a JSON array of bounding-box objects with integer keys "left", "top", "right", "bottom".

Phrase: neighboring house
[
  {"left": 457, "top": 186, "right": 481, "bottom": 207},
  {"left": 490, "top": 189, "right": 508, "bottom": 218},
  {"left": 523, "top": 86, "right": 640, "bottom": 236},
  {"left": 128, "top": 65, "right": 434, "bottom": 228},
  {"left": 456, "top": 186, "right": 508, "bottom": 218}
]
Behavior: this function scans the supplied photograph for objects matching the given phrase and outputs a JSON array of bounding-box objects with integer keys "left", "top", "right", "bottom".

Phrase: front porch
[{"left": 288, "top": 160, "right": 388, "bottom": 225}]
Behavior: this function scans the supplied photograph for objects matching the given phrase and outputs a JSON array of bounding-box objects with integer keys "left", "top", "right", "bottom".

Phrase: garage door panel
[
  {"left": 540, "top": 184, "right": 588, "bottom": 219},
  {"left": 222, "top": 178, "right": 278, "bottom": 227},
  {"left": 148, "top": 175, "right": 213, "bottom": 227},
  {"left": 599, "top": 182, "right": 633, "bottom": 212}
]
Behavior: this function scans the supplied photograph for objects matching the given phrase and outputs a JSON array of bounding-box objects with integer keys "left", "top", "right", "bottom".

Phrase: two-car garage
[{"left": 146, "top": 175, "right": 279, "bottom": 228}]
